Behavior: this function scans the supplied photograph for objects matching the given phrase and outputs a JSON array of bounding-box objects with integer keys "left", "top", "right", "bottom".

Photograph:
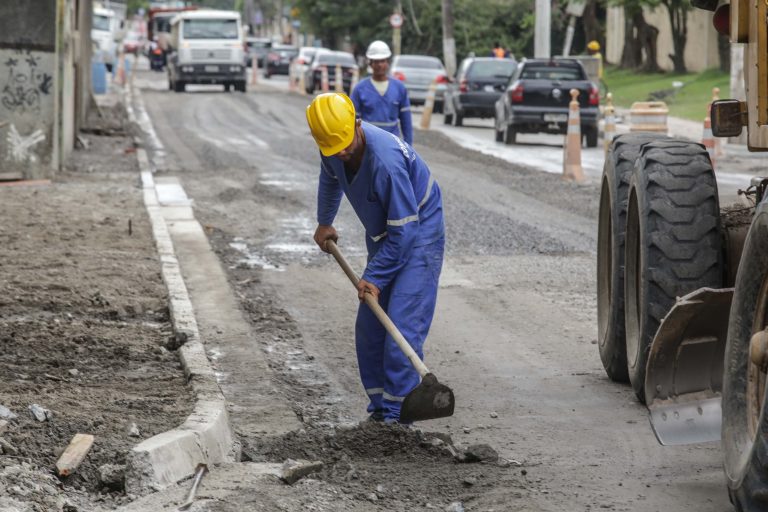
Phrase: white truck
[
  {"left": 92, "top": 7, "right": 121, "bottom": 72},
  {"left": 167, "top": 10, "right": 246, "bottom": 93}
]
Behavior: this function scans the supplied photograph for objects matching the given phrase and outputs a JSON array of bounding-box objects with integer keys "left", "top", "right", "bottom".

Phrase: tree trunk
[
  {"left": 636, "top": 12, "right": 660, "bottom": 72},
  {"left": 663, "top": 0, "right": 688, "bottom": 73},
  {"left": 582, "top": 0, "right": 601, "bottom": 50},
  {"left": 718, "top": 32, "right": 730, "bottom": 72},
  {"left": 620, "top": 6, "right": 642, "bottom": 68}
]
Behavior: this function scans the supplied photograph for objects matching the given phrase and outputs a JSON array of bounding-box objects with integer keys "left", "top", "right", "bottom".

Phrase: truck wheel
[
  {"left": 723, "top": 204, "right": 768, "bottom": 511},
  {"left": 624, "top": 139, "right": 723, "bottom": 402},
  {"left": 585, "top": 126, "right": 598, "bottom": 148},
  {"left": 596, "top": 133, "right": 669, "bottom": 383},
  {"left": 174, "top": 81, "right": 185, "bottom": 93},
  {"left": 503, "top": 124, "right": 516, "bottom": 145},
  {"left": 443, "top": 112, "right": 453, "bottom": 125}
]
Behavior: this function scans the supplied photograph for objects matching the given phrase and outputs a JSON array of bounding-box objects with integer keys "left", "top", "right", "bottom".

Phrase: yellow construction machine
[{"left": 596, "top": 1, "right": 768, "bottom": 508}]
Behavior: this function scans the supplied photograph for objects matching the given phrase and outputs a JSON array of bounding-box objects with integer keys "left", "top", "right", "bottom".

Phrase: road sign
[{"left": 389, "top": 13, "right": 403, "bottom": 29}]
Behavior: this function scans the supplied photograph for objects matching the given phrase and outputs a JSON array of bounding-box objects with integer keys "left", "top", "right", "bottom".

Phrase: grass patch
[{"left": 603, "top": 67, "right": 730, "bottom": 121}]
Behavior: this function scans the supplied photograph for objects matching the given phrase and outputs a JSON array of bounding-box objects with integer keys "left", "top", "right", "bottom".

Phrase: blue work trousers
[{"left": 355, "top": 237, "right": 444, "bottom": 422}]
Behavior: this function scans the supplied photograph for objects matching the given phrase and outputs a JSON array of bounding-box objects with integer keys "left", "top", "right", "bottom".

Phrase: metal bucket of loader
[{"left": 644, "top": 287, "right": 733, "bottom": 445}]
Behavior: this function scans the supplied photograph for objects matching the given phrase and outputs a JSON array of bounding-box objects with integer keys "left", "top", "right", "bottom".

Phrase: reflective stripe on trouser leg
[
  {"left": 355, "top": 286, "right": 391, "bottom": 415},
  {"left": 381, "top": 238, "right": 444, "bottom": 421}
]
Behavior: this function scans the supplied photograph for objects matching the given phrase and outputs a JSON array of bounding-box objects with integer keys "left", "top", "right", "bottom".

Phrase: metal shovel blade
[{"left": 400, "top": 373, "right": 455, "bottom": 423}]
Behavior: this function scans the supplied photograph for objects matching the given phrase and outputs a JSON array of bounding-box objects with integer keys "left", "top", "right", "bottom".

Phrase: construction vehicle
[{"left": 596, "top": 1, "right": 768, "bottom": 508}]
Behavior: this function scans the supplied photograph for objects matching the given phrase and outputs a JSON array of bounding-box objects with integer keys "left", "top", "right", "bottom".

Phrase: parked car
[
  {"left": 493, "top": 58, "right": 599, "bottom": 146},
  {"left": 391, "top": 54, "right": 449, "bottom": 113},
  {"left": 290, "top": 46, "right": 328, "bottom": 84},
  {"left": 264, "top": 44, "right": 298, "bottom": 78},
  {"left": 245, "top": 37, "right": 271, "bottom": 68},
  {"left": 443, "top": 57, "right": 517, "bottom": 126},
  {"left": 304, "top": 50, "right": 358, "bottom": 94}
]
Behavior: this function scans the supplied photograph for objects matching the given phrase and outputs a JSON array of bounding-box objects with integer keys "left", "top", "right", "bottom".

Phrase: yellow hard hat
[
  {"left": 587, "top": 40, "right": 600, "bottom": 52},
  {"left": 306, "top": 93, "right": 357, "bottom": 156}
]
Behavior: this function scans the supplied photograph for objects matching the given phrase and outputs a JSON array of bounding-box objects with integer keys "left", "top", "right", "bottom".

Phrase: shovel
[{"left": 326, "top": 240, "right": 455, "bottom": 423}]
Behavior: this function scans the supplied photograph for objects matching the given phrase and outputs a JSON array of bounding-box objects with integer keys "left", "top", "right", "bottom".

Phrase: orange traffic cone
[
  {"left": 115, "top": 51, "right": 126, "bottom": 85},
  {"left": 702, "top": 106, "right": 715, "bottom": 169},
  {"left": 288, "top": 66, "right": 296, "bottom": 93},
  {"left": 420, "top": 79, "right": 439, "bottom": 130},
  {"left": 321, "top": 66, "right": 330, "bottom": 93},
  {"left": 250, "top": 53, "right": 259, "bottom": 86},
  {"left": 334, "top": 64, "right": 343, "bottom": 93},
  {"left": 603, "top": 92, "right": 616, "bottom": 156},
  {"left": 298, "top": 69, "right": 307, "bottom": 96},
  {"left": 563, "top": 89, "right": 585, "bottom": 182}
]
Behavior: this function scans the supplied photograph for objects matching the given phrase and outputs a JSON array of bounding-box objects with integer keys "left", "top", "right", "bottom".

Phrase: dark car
[
  {"left": 443, "top": 57, "right": 517, "bottom": 126},
  {"left": 493, "top": 58, "right": 600, "bottom": 146},
  {"left": 245, "top": 37, "right": 271, "bottom": 68},
  {"left": 304, "top": 50, "right": 358, "bottom": 94},
  {"left": 264, "top": 44, "right": 298, "bottom": 78}
]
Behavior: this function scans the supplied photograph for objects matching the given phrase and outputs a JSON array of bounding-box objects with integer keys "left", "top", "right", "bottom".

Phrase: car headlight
[{"left": 182, "top": 66, "right": 194, "bottom": 73}]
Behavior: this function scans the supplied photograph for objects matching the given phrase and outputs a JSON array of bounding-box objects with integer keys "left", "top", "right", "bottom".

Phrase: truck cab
[{"left": 167, "top": 10, "right": 246, "bottom": 93}]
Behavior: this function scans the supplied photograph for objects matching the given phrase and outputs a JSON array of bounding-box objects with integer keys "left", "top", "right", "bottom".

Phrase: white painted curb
[{"left": 123, "top": 86, "right": 238, "bottom": 494}]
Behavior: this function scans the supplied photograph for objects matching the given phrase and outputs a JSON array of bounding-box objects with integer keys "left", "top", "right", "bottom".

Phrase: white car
[
  {"left": 391, "top": 55, "right": 449, "bottom": 113},
  {"left": 290, "top": 46, "right": 328, "bottom": 84},
  {"left": 92, "top": 7, "right": 120, "bottom": 71}
]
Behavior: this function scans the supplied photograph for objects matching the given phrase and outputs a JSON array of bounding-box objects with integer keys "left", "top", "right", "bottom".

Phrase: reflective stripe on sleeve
[
  {"left": 387, "top": 214, "right": 418, "bottom": 227},
  {"left": 400, "top": 106, "right": 411, "bottom": 112},
  {"left": 366, "top": 387, "right": 384, "bottom": 395},
  {"left": 383, "top": 392, "right": 406, "bottom": 403},
  {"left": 370, "top": 120, "right": 399, "bottom": 127},
  {"left": 418, "top": 174, "right": 436, "bottom": 209},
  {"left": 370, "top": 231, "right": 388, "bottom": 242}
]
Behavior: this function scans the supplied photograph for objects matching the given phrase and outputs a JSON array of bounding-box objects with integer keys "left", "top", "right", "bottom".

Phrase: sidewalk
[{"left": 0, "top": 94, "right": 195, "bottom": 510}]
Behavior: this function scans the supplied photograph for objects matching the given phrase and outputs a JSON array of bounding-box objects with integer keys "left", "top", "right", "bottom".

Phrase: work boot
[{"left": 367, "top": 410, "right": 385, "bottom": 423}]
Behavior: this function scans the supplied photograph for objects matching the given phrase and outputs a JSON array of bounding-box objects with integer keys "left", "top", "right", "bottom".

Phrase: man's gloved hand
[
  {"left": 314, "top": 224, "right": 338, "bottom": 253},
  {"left": 357, "top": 278, "right": 380, "bottom": 303}
]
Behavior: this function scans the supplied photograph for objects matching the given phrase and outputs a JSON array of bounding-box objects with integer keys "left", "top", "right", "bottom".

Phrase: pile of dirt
[
  {"left": 0, "top": 104, "right": 193, "bottom": 510},
  {"left": 243, "top": 422, "right": 526, "bottom": 510}
]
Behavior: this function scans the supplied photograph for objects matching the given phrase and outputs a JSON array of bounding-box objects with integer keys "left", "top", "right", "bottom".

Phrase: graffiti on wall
[
  {"left": 1, "top": 50, "right": 53, "bottom": 114},
  {"left": 6, "top": 124, "right": 45, "bottom": 164}
]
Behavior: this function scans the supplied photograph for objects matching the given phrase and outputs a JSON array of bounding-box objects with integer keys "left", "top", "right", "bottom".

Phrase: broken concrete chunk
[
  {"left": 127, "top": 423, "right": 141, "bottom": 438},
  {"left": 98, "top": 463, "right": 126, "bottom": 491},
  {"left": 280, "top": 459, "right": 323, "bottom": 485},
  {"left": 28, "top": 404, "right": 52, "bottom": 422},
  {"left": 0, "top": 437, "right": 18, "bottom": 455},
  {"left": 0, "top": 419, "right": 8, "bottom": 434},
  {"left": 490, "top": 411, "right": 499, "bottom": 418},
  {"left": 0, "top": 405, "right": 17, "bottom": 420},
  {"left": 461, "top": 444, "right": 499, "bottom": 463},
  {"left": 445, "top": 502, "right": 465, "bottom": 512},
  {"left": 68, "top": 369, "right": 80, "bottom": 377}
]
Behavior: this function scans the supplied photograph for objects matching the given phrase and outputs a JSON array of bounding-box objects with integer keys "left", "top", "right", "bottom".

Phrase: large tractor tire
[
  {"left": 596, "top": 133, "right": 669, "bottom": 383},
  {"left": 724, "top": 203, "right": 768, "bottom": 511},
  {"left": 623, "top": 139, "right": 723, "bottom": 403}
]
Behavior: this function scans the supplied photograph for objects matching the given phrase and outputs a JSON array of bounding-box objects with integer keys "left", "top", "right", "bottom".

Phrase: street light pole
[
  {"left": 534, "top": 0, "right": 551, "bottom": 58},
  {"left": 441, "top": 0, "right": 456, "bottom": 77}
]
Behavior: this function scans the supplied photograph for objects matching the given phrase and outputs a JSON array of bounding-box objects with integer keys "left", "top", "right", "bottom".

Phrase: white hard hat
[{"left": 366, "top": 40, "right": 392, "bottom": 60}]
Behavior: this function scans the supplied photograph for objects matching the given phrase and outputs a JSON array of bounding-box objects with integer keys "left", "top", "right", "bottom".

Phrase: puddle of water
[{"left": 229, "top": 240, "right": 283, "bottom": 271}]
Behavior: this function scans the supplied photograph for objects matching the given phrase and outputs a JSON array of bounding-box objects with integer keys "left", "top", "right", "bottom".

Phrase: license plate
[
  {"left": 204, "top": 65, "right": 219, "bottom": 72},
  {"left": 543, "top": 113, "right": 568, "bottom": 122},
  {"left": 483, "top": 85, "right": 495, "bottom": 92}
]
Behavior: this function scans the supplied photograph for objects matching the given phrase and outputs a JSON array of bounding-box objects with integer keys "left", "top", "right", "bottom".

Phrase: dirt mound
[{"left": 244, "top": 422, "right": 524, "bottom": 510}]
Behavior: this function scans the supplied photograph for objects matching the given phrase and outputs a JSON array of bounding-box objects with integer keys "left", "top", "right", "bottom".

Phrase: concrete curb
[{"left": 121, "top": 84, "right": 238, "bottom": 494}]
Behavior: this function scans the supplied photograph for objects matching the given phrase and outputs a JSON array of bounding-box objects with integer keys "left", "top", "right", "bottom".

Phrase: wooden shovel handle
[{"left": 326, "top": 240, "right": 429, "bottom": 378}]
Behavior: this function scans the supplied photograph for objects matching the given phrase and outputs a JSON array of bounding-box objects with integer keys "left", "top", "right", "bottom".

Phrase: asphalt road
[{"left": 132, "top": 68, "right": 733, "bottom": 511}]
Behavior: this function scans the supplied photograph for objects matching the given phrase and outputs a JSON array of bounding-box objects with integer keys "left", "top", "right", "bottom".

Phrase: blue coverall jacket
[
  {"left": 317, "top": 122, "right": 444, "bottom": 421},
  {"left": 350, "top": 77, "right": 413, "bottom": 145}
]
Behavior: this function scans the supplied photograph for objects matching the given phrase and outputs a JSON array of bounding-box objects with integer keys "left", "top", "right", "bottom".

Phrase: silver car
[{"left": 390, "top": 54, "right": 449, "bottom": 113}]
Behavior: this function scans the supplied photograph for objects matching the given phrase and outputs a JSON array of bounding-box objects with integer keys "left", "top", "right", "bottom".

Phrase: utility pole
[
  {"left": 393, "top": 0, "right": 403, "bottom": 56},
  {"left": 534, "top": 0, "right": 551, "bottom": 58},
  {"left": 441, "top": 0, "right": 456, "bottom": 77}
]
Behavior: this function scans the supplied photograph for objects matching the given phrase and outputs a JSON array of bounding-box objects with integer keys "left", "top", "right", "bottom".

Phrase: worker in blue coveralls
[
  {"left": 350, "top": 40, "right": 413, "bottom": 146},
  {"left": 306, "top": 92, "right": 444, "bottom": 424}
]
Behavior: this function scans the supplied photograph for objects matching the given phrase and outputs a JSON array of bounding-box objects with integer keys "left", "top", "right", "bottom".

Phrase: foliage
[{"left": 605, "top": 65, "right": 729, "bottom": 120}]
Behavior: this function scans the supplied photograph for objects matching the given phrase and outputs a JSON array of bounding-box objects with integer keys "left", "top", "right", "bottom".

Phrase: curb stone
[{"left": 120, "top": 84, "right": 239, "bottom": 494}]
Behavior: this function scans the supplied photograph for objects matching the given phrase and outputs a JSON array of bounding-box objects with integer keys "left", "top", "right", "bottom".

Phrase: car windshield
[
  {"left": 520, "top": 66, "right": 584, "bottom": 80},
  {"left": 247, "top": 40, "right": 271, "bottom": 49},
  {"left": 93, "top": 14, "right": 111, "bottom": 31},
  {"left": 396, "top": 56, "right": 443, "bottom": 69},
  {"left": 276, "top": 48, "right": 298, "bottom": 58},
  {"left": 183, "top": 19, "right": 239, "bottom": 39},
  {"left": 469, "top": 60, "right": 516, "bottom": 78},
  {"left": 317, "top": 53, "right": 355, "bottom": 66},
  {"left": 152, "top": 15, "right": 173, "bottom": 34}
]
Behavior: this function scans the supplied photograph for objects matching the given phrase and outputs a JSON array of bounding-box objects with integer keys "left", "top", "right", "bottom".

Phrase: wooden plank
[{"left": 55, "top": 433, "right": 95, "bottom": 477}]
